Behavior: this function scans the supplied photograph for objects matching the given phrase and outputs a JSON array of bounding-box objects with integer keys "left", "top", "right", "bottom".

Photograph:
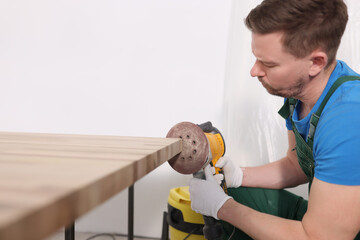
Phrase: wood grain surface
[{"left": 0, "top": 132, "right": 181, "bottom": 240}]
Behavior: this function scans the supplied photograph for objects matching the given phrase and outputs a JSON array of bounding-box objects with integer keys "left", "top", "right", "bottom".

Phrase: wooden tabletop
[{"left": 0, "top": 132, "right": 181, "bottom": 240}]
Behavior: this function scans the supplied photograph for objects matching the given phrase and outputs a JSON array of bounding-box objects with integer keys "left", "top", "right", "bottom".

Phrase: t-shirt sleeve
[{"left": 313, "top": 86, "right": 360, "bottom": 185}]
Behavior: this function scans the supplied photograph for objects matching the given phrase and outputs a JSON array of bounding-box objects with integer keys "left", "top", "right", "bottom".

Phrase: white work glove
[
  {"left": 189, "top": 165, "right": 232, "bottom": 219},
  {"left": 215, "top": 156, "right": 243, "bottom": 188}
]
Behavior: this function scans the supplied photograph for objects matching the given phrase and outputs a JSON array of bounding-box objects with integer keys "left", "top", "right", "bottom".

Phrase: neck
[{"left": 296, "top": 61, "right": 337, "bottom": 113}]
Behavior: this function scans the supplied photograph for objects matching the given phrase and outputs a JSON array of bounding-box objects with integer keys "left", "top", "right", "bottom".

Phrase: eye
[
  {"left": 265, "top": 64, "right": 276, "bottom": 68},
  {"left": 259, "top": 60, "right": 277, "bottom": 68},
  {"left": 263, "top": 63, "right": 277, "bottom": 68}
]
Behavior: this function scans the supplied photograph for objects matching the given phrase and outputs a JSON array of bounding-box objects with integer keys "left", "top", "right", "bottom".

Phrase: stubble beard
[{"left": 258, "top": 76, "right": 306, "bottom": 99}]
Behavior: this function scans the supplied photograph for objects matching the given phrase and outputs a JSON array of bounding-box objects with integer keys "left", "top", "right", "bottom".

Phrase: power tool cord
[
  {"left": 85, "top": 232, "right": 160, "bottom": 240},
  {"left": 85, "top": 233, "right": 116, "bottom": 240},
  {"left": 181, "top": 225, "right": 235, "bottom": 240},
  {"left": 83, "top": 225, "right": 235, "bottom": 240},
  {"left": 183, "top": 227, "right": 202, "bottom": 240},
  {"left": 228, "top": 226, "right": 236, "bottom": 240}
]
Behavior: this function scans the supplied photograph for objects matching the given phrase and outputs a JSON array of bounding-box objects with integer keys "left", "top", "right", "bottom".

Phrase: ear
[{"left": 309, "top": 50, "right": 328, "bottom": 77}]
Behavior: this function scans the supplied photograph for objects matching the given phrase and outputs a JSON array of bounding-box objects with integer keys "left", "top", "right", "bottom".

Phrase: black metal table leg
[
  {"left": 128, "top": 185, "right": 134, "bottom": 240},
  {"left": 63, "top": 186, "right": 134, "bottom": 240},
  {"left": 161, "top": 211, "right": 169, "bottom": 240},
  {"left": 65, "top": 222, "right": 75, "bottom": 240}
]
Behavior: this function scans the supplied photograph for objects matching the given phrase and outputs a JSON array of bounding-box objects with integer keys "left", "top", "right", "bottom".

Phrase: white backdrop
[
  {"left": 0, "top": 0, "right": 231, "bottom": 238},
  {"left": 1, "top": 0, "right": 359, "bottom": 238}
]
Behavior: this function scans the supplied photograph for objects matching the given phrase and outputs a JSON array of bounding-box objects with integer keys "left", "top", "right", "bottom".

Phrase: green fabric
[
  {"left": 279, "top": 96, "right": 316, "bottom": 188},
  {"left": 291, "top": 115, "right": 315, "bottom": 189},
  {"left": 221, "top": 187, "right": 360, "bottom": 239},
  {"left": 221, "top": 187, "right": 308, "bottom": 240}
]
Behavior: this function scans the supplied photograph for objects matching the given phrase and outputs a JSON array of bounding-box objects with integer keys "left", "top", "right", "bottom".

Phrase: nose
[{"left": 250, "top": 60, "right": 265, "bottom": 77}]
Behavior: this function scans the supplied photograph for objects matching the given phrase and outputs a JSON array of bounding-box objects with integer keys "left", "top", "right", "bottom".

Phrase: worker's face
[{"left": 250, "top": 32, "right": 311, "bottom": 98}]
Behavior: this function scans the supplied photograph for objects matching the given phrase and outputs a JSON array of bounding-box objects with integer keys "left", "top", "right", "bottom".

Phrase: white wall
[
  {"left": 338, "top": 0, "right": 360, "bottom": 70},
  {"left": 0, "top": 0, "right": 232, "bottom": 238}
]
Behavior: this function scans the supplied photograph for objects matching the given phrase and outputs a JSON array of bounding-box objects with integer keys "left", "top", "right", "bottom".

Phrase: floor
[{"left": 45, "top": 231, "right": 155, "bottom": 240}]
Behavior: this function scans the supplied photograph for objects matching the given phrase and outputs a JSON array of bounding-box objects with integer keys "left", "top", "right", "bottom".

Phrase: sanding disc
[{"left": 166, "top": 122, "right": 209, "bottom": 174}]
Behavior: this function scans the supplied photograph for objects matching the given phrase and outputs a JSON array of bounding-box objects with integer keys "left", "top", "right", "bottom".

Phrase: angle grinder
[{"left": 166, "top": 121, "right": 227, "bottom": 240}]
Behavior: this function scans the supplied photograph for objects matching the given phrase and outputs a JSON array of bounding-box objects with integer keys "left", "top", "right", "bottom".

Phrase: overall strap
[
  {"left": 278, "top": 98, "right": 297, "bottom": 119},
  {"left": 307, "top": 75, "right": 360, "bottom": 148},
  {"left": 279, "top": 97, "right": 315, "bottom": 186}
]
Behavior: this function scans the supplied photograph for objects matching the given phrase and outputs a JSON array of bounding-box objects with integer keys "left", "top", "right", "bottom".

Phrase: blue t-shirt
[{"left": 285, "top": 60, "right": 360, "bottom": 185}]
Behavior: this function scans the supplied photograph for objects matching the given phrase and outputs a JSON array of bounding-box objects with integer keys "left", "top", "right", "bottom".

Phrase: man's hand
[
  {"left": 189, "top": 165, "right": 232, "bottom": 219},
  {"left": 215, "top": 156, "right": 243, "bottom": 188}
]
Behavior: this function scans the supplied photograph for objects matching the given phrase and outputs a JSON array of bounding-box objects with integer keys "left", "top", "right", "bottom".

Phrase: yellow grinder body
[{"left": 204, "top": 132, "right": 225, "bottom": 175}]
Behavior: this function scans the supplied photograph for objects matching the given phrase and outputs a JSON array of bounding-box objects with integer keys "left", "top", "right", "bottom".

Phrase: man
[{"left": 189, "top": 0, "right": 360, "bottom": 239}]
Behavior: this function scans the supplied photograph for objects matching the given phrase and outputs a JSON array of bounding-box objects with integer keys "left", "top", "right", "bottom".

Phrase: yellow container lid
[{"left": 168, "top": 186, "right": 204, "bottom": 224}]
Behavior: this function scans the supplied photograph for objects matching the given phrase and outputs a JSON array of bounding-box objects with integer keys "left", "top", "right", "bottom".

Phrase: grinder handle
[
  {"left": 197, "top": 121, "right": 214, "bottom": 133},
  {"left": 209, "top": 161, "right": 228, "bottom": 194},
  {"left": 193, "top": 170, "right": 224, "bottom": 240},
  {"left": 198, "top": 121, "right": 228, "bottom": 196}
]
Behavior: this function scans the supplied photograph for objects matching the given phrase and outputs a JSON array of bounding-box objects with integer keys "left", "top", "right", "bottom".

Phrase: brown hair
[{"left": 245, "top": 0, "right": 348, "bottom": 68}]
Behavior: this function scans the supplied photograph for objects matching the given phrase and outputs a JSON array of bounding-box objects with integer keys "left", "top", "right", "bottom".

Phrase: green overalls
[{"left": 222, "top": 76, "right": 360, "bottom": 240}]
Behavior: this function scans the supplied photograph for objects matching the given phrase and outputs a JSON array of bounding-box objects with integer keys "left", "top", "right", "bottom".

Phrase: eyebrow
[
  {"left": 251, "top": 47, "right": 280, "bottom": 67},
  {"left": 252, "top": 50, "right": 278, "bottom": 66}
]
